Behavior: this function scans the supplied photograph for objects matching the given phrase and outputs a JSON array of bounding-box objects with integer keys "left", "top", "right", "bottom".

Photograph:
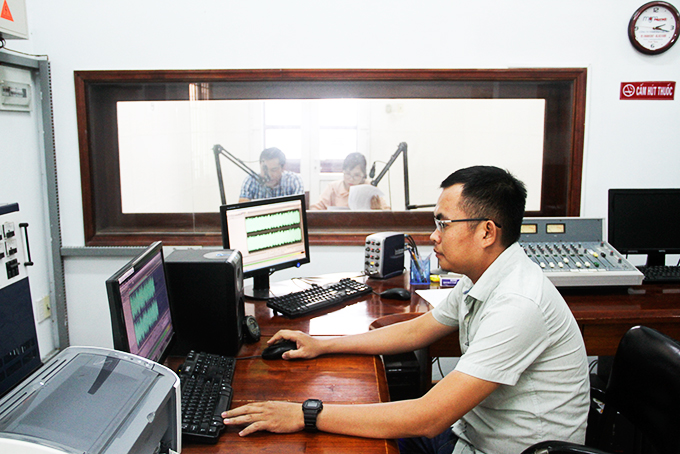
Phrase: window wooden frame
[{"left": 75, "top": 68, "right": 586, "bottom": 247}]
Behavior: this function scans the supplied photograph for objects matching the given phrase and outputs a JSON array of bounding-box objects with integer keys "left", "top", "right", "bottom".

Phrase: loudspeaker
[
  {"left": 165, "top": 249, "right": 245, "bottom": 356},
  {"left": 364, "top": 232, "right": 405, "bottom": 279}
]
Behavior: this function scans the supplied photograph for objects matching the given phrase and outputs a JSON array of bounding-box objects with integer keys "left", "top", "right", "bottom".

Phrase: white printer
[{"left": 0, "top": 346, "right": 181, "bottom": 454}]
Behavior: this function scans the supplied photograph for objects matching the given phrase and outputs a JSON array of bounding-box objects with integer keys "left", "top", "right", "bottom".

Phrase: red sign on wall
[{"left": 620, "top": 81, "right": 675, "bottom": 100}]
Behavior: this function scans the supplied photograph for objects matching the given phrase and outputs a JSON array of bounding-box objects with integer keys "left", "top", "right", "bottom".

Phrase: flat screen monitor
[
  {"left": 220, "top": 194, "right": 310, "bottom": 299},
  {"left": 0, "top": 278, "right": 42, "bottom": 398},
  {"left": 608, "top": 189, "right": 680, "bottom": 267},
  {"left": 106, "top": 241, "right": 174, "bottom": 363}
]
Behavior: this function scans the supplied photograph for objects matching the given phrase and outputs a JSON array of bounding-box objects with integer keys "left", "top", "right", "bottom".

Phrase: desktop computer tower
[
  {"left": 165, "top": 249, "right": 244, "bottom": 356},
  {"left": 382, "top": 349, "right": 428, "bottom": 401}
]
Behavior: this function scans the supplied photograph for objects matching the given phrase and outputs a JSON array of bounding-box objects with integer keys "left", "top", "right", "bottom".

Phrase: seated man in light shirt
[
  {"left": 239, "top": 147, "right": 304, "bottom": 202},
  {"left": 310, "top": 152, "right": 390, "bottom": 210},
  {"left": 224, "top": 165, "right": 590, "bottom": 454}
]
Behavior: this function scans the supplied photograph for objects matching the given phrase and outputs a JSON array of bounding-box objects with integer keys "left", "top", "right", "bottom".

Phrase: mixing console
[{"left": 519, "top": 218, "right": 643, "bottom": 287}]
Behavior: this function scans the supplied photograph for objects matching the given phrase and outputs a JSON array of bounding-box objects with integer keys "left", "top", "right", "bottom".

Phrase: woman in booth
[{"left": 310, "top": 152, "right": 390, "bottom": 210}]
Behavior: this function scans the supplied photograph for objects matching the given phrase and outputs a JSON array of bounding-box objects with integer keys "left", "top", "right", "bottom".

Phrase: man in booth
[{"left": 238, "top": 147, "right": 304, "bottom": 202}]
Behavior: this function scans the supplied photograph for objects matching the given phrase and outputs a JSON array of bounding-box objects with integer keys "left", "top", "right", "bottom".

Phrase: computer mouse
[
  {"left": 262, "top": 340, "right": 298, "bottom": 360},
  {"left": 379, "top": 288, "right": 412, "bottom": 301}
]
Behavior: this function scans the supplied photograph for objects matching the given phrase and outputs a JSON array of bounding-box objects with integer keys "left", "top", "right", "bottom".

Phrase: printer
[{"left": 0, "top": 346, "right": 181, "bottom": 454}]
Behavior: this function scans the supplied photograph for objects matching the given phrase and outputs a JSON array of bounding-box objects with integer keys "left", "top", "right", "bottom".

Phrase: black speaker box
[{"left": 165, "top": 249, "right": 244, "bottom": 356}]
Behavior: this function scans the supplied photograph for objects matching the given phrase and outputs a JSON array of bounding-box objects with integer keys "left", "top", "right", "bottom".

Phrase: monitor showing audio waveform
[
  {"left": 221, "top": 194, "right": 310, "bottom": 299},
  {"left": 106, "top": 241, "right": 174, "bottom": 363}
]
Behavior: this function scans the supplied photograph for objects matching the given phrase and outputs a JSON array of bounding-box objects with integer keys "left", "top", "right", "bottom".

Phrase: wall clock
[{"left": 629, "top": 1, "right": 680, "bottom": 54}]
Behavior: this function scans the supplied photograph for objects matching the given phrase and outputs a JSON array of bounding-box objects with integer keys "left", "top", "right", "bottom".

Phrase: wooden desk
[
  {"left": 181, "top": 273, "right": 680, "bottom": 453},
  {"left": 175, "top": 338, "right": 397, "bottom": 454},
  {"left": 563, "top": 283, "right": 680, "bottom": 355}
]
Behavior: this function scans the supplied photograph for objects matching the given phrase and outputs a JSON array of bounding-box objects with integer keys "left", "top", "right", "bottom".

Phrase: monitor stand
[
  {"left": 645, "top": 251, "right": 666, "bottom": 267},
  {"left": 245, "top": 273, "right": 271, "bottom": 300}
]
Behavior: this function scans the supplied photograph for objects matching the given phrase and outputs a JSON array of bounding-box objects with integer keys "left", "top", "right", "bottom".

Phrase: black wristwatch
[{"left": 302, "top": 399, "right": 323, "bottom": 432}]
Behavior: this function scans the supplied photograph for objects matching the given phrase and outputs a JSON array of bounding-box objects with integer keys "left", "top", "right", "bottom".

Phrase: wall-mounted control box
[
  {"left": 0, "top": 65, "right": 32, "bottom": 111},
  {"left": 0, "top": 0, "right": 28, "bottom": 39}
]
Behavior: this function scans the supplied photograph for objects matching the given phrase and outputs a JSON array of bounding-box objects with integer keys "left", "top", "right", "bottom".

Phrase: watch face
[
  {"left": 305, "top": 399, "right": 322, "bottom": 410},
  {"left": 629, "top": 2, "right": 680, "bottom": 54}
]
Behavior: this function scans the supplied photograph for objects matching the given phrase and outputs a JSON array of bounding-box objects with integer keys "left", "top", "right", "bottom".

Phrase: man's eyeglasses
[{"left": 433, "top": 217, "right": 502, "bottom": 232}]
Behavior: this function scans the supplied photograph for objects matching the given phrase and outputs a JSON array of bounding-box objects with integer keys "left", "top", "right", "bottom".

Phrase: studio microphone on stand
[
  {"left": 261, "top": 164, "right": 271, "bottom": 183},
  {"left": 369, "top": 162, "right": 376, "bottom": 179}
]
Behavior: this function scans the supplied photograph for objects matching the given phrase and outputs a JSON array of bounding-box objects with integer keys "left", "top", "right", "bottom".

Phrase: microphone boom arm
[
  {"left": 214, "top": 144, "right": 265, "bottom": 205},
  {"left": 370, "top": 142, "right": 434, "bottom": 210}
]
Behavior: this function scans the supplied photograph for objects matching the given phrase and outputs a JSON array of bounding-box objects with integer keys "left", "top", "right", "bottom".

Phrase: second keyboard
[
  {"left": 638, "top": 265, "right": 680, "bottom": 284},
  {"left": 267, "top": 278, "right": 373, "bottom": 318}
]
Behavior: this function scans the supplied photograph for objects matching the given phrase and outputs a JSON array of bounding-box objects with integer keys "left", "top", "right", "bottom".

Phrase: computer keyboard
[
  {"left": 177, "top": 350, "right": 236, "bottom": 443},
  {"left": 267, "top": 278, "right": 373, "bottom": 318},
  {"left": 638, "top": 265, "right": 680, "bottom": 284}
]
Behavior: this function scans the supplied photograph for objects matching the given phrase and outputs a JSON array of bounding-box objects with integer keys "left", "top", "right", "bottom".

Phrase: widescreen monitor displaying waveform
[
  {"left": 221, "top": 194, "right": 310, "bottom": 298},
  {"left": 106, "top": 241, "right": 174, "bottom": 363}
]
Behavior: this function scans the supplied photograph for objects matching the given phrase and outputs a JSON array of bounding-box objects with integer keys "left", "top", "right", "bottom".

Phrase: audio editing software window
[
  {"left": 228, "top": 199, "right": 307, "bottom": 274},
  {"left": 118, "top": 250, "right": 174, "bottom": 362}
]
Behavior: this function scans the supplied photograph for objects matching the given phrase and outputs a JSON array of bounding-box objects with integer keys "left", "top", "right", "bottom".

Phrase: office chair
[{"left": 521, "top": 325, "right": 680, "bottom": 454}]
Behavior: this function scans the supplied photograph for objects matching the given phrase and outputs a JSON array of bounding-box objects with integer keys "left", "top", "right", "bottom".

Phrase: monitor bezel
[
  {"left": 608, "top": 188, "right": 680, "bottom": 266},
  {"left": 105, "top": 241, "right": 175, "bottom": 362}
]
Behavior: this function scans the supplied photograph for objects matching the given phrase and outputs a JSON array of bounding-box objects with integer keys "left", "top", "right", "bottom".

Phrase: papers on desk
[
  {"left": 348, "top": 184, "right": 385, "bottom": 210},
  {"left": 415, "top": 288, "right": 454, "bottom": 308}
]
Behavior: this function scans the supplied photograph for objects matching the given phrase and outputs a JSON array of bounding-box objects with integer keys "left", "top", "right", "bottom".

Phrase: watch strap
[{"left": 303, "top": 399, "right": 323, "bottom": 432}]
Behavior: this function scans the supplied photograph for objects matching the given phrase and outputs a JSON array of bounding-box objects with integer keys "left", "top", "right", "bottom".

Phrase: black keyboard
[
  {"left": 267, "top": 278, "right": 373, "bottom": 318},
  {"left": 638, "top": 265, "right": 680, "bottom": 283},
  {"left": 177, "top": 350, "right": 236, "bottom": 443}
]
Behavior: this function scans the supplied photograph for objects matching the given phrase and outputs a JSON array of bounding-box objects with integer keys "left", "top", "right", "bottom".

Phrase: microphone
[
  {"left": 261, "top": 164, "right": 271, "bottom": 182},
  {"left": 369, "top": 162, "right": 376, "bottom": 178}
]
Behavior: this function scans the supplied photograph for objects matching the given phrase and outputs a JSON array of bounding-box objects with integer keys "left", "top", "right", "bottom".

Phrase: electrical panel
[
  {"left": 0, "top": 0, "right": 28, "bottom": 40},
  {"left": 0, "top": 64, "right": 31, "bottom": 111}
]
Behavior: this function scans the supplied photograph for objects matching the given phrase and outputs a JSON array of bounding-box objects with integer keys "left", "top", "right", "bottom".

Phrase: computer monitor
[
  {"left": 220, "top": 194, "right": 310, "bottom": 299},
  {"left": 608, "top": 189, "right": 680, "bottom": 267},
  {"left": 106, "top": 241, "right": 175, "bottom": 363}
]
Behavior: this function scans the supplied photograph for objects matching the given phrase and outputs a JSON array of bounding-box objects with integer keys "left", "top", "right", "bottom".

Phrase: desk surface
[
  {"left": 181, "top": 273, "right": 680, "bottom": 453},
  {"left": 174, "top": 338, "right": 395, "bottom": 454}
]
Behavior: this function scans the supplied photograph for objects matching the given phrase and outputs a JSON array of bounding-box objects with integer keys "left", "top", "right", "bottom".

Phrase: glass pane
[
  {"left": 318, "top": 99, "right": 358, "bottom": 127},
  {"left": 319, "top": 129, "right": 358, "bottom": 161},
  {"left": 265, "top": 128, "right": 302, "bottom": 160},
  {"left": 265, "top": 100, "right": 303, "bottom": 126},
  {"left": 78, "top": 69, "right": 585, "bottom": 246}
]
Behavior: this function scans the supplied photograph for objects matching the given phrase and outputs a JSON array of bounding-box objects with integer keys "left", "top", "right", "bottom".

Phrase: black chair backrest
[{"left": 604, "top": 325, "right": 680, "bottom": 454}]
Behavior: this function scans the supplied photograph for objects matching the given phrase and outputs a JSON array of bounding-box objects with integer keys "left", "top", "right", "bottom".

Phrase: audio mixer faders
[{"left": 519, "top": 218, "right": 643, "bottom": 287}]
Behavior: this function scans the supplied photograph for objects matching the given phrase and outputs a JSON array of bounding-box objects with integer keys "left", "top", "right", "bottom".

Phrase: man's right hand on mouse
[{"left": 267, "top": 330, "right": 322, "bottom": 360}]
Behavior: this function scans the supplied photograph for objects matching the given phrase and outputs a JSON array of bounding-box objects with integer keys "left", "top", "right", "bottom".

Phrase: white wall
[{"left": 5, "top": 0, "right": 680, "bottom": 347}]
